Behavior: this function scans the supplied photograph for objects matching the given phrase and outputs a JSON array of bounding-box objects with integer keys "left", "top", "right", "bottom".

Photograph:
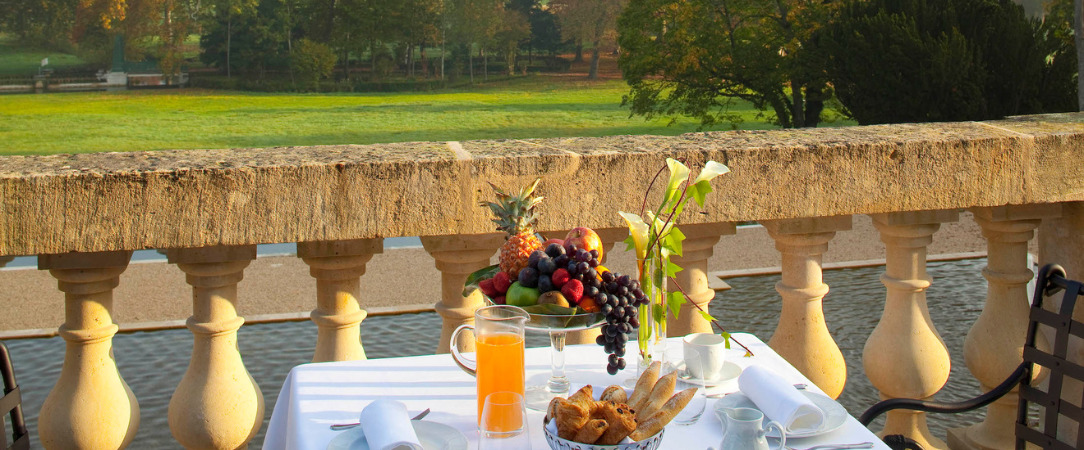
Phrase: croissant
[
  {"left": 629, "top": 388, "right": 696, "bottom": 441},
  {"left": 572, "top": 418, "right": 608, "bottom": 444},
  {"left": 568, "top": 385, "right": 595, "bottom": 412},
  {"left": 554, "top": 397, "right": 590, "bottom": 441}
]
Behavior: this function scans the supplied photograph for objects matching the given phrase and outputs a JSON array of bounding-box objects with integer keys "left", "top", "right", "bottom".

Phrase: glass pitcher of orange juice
[{"left": 450, "top": 305, "right": 529, "bottom": 425}]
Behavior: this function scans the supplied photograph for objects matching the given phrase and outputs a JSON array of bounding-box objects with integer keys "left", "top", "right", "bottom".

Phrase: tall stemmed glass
[{"left": 521, "top": 310, "right": 604, "bottom": 410}]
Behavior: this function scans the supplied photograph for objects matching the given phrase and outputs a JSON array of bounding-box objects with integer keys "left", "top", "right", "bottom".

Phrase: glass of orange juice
[
  {"left": 450, "top": 305, "right": 529, "bottom": 423},
  {"left": 479, "top": 391, "right": 529, "bottom": 448}
]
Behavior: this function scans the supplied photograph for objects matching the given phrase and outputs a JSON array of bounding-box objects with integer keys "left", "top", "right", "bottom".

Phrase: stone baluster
[
  {"left": 298, "top": 239, "right": 383, "bottom": 362},
  {"left": 949, "top": 205, "right": 1059, "bottom": 450},
  {"left": 166, "top": 246, "right": 263, "bottom": 450},
  {"left": 421, "top": 234, "right": 503, "bottom": 354},
  {"left": 38, "top": 251, "right": 139, "bottom": 449},
  {"left": 762, "top": 216, "right": 852, "bottom": 399},
  {"left": 866, "top": 211, "right": 957, "bottom": 449},
  {"left": 667, "top": 222, "right": 736, "bottom": 336}
]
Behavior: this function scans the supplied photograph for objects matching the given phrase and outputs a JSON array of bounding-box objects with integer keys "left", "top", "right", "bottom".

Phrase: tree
[
  {"left": 617, "top": 0, "right": 834, "bottom": 128},
  {"left": 819, "top": 0, "right": 1076, "bottom": 124},
  {"left": 491, "top": 6, "right": 529, "bottom": 74},
  {"left": 200, "top": 0, "right": 287, "bottom": 77},
  {"left": 2, "top": 0, "right": 77, "bottom": 49},
  {"left": 550, "top": 0, "right": 624, "bottom": 79},
  {"left": 292, "top": 37, "right": 336, "bottom": 88}
]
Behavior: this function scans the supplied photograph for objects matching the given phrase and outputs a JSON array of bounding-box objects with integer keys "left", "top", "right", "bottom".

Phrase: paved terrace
[{"left": 0, "top": 113, "right": 1082, "bottom": 449}]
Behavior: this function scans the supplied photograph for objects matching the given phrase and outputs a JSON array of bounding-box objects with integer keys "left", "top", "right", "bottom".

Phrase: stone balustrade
[{"left": 0, "top": 113, "right": 1082, "bottom": 449}]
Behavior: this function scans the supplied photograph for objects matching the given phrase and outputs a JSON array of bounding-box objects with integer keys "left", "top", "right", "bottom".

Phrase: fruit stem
[{"left": 667, "top": 275, "right": 755, "bottom": 357}]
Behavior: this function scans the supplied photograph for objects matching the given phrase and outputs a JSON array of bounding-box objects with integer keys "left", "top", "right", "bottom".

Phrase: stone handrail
[
  {"left": 2, "top": 113, "right": 1081, "bottom": 256},
  {"left": 1, "top": 112, "right": 1082, "bottom": 449}
]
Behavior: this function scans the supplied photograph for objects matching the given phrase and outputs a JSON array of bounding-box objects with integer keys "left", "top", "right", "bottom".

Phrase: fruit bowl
[
  {"left": 464, "top": 265, "right": 605, "bottom": 332},
  {"left": 542, "top": 419, "right": 664, "bottom": 450}
]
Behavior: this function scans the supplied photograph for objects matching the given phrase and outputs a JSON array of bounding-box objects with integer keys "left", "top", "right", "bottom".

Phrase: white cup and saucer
[{"left": 677, "top": 333, "right": 743, "bottom": 388}]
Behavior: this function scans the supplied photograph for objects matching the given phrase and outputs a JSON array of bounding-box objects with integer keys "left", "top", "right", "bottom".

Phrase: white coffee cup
[{"left": 682, "top": 333, "right": 727, "bottom": 381}]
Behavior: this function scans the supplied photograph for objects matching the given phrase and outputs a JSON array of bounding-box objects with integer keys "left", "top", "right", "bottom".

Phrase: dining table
[{"left": 263, "top": 332, "right": 891, "bottom": 450}]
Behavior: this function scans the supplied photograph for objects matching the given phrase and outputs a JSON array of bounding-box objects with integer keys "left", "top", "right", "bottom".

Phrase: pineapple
[{"left": 483, "top": 178, "right": 545, "bottom": 278}]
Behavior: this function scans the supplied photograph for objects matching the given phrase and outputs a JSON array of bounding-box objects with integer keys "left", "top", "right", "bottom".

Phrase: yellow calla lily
[
  {"left": 693, "top": 161, "right": 730, "bottom": 184},
  {"left": 618, "top": 211, "right": 649, "bottom": 260},
  {"left": 665, "top": 158, "right": 690, "bottom": 204}
]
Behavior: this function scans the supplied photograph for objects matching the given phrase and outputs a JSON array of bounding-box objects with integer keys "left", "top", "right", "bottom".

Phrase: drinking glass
[
  {"left": 671, "top": 351, "right": 707, "bottom": 425},
  {"left": 479, "top": 391, "right": 530, "bottom": 450}
]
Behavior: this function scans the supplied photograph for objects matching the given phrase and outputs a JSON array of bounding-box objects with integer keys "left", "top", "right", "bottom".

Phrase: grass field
[
  {"left": 0, "top": 34, "right": 92, "bottom": 76},
  {"left": 0, "top": 77, "right": 850, "bottom": 156}
]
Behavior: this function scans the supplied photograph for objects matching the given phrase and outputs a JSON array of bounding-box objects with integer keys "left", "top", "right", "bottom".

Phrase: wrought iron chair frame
[
  {"left": 860, "top": 263, "right": 1084, "bottom": 450},
  {"left": 0, "top": 342, "right": 28, "bottom": 450}
]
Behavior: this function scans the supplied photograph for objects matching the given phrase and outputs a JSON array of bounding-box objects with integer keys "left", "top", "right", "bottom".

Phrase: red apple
[
  {"left": 565, "top": 227, "right": 603, "bottom": 260},
  {"left": 542, "top": 238, "right": 565, "bottom": 249}
]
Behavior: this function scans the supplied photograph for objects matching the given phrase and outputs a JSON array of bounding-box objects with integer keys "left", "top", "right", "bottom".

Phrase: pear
[{"left": 538, "top": 291, "right": 570, "bottom": 308}]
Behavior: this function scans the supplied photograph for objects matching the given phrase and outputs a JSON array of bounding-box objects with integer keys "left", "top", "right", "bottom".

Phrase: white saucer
[
  {"left": 327, "top": 421, "right": 469, "bottom": 450},
  {"left": 713, "top": 390, "right": 848, "bottom": 439},
  {"left": 674, "top": 360, "right": 742, "bottom": 387}
]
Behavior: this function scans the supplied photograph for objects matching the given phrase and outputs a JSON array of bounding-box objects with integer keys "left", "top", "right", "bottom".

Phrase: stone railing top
[{"left": 1, "top": 113, "right": 1082, "bottom": 256}]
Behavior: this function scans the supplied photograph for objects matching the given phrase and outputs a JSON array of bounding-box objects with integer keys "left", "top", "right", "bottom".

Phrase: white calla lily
[
  {"left": 618, "top": 211, "right": 649, "bottom": 260},
  {"left": 665, "top": 158, "right": 691, "bottom": 203},
  {"left": 693, "top": 161, "right": 730, "bottom": 184}
]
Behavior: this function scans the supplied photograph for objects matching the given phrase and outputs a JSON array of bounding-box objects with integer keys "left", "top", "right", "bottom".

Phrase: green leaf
[
  {"left": 652, "top": 303, "right": 665, "bottom": 323},
  {"left": 623, "top": 235, "right": 637, "bottom": 252},
  {"left": 462, "top": 264, "right": 500, "bottom": 296},
  {"left": 661, "top": 227, "right": 685, "bottom": 257},
  {"left": 653, "top": 267, "right": 664, "bottom": 287},
  {"left": 667, "top": 291, "right": 685, "bottom": 318},
  {"left": 698, "top": 310, "right": 716, "bottom": 323},
  {"left": 692, "top": 180, "right": 713, "bottom": 207},
  {"left": 722, "top": 331, "right": 732, "bottom": 349},
  {"left": 666, "top": 259, "right": 683, "bottom": 277}
]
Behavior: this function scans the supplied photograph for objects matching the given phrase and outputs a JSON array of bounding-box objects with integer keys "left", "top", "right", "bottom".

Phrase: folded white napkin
[
  {"left": 358, "top": 399, "right": 423, "bottom": 450},
  {"left": 737, "top": 365, "right": 825, "bottom": 434}
]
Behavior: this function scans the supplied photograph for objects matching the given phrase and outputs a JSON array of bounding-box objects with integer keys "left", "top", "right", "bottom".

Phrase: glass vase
[{"left": 635, "top": 256, "right": 669, "bottom": 377}]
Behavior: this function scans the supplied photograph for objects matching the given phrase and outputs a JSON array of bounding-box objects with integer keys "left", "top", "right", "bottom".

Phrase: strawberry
[
  {"left": 493, "top": 295, "right": 506, "bottom": 305},
  {"left": 493, "top": 271, "right": 512, "bottom": 294},
  {"left": 479, "top": 278, "right": 499, "bottom": 297},
  {"left": 551, "top": 268, "right": 571, "bottom": 288},
  {"left": 561, "top": 279, "right": 584, "bottom": 304}
]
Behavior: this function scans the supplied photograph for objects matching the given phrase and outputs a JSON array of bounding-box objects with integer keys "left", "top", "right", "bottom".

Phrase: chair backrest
[
  {"left": 0, "top": 342, "right": 28, "bottom": 450},
  {"left": 1017, "top": 264, "right": 1084, "bottom": 449}
]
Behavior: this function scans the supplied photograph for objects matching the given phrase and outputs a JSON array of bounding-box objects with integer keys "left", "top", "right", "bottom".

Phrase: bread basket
[{"left": 542, "top": 420, "right": 665, "bottom": 450}]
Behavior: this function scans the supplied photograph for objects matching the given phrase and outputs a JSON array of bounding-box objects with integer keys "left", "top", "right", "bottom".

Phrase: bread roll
[
  {"left": 600, "top": 385, "right": 627, "bottom": 404},
  {"left": 628, "top": 388, "right": 697, "bottom": 441},
  {"left": 628, "top": 361, "right": 661, "bottom": 411},
  {"left": 636, "top": 372, "right": 676, "bottom": 421},
  {"left": 572, "top": 419, "right": 608, "bottom": 444}
]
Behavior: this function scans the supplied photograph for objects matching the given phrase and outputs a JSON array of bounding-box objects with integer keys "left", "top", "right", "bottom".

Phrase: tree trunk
[
  {"left": 790, "top": 79, "right": 805, "bottom": 128},
  {"left": 574, "top": 41, "right": 583, "bottom": 62},
  {"left": 440, "top": 30, "right": 445, "bottom": 81},
  {"left": 1076, "top": 0, "right": 1083, "bottom": 110},
  {"left": 226, "top": 12, "right": 231, "bottom": 78},
  {"left": 483, "top": 45, "right": 488, "bottom": 81},
  {"left": 588, "top": 42, "right": 601, "bottom": 79},
  {"left": 805, "top": 85, "right": 824, "bottom": 128},
  {"left": 469, "top": 45, "right": 474, "bottom": 83}
]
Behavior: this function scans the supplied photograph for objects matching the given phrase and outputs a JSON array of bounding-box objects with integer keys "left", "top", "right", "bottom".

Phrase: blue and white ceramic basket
[{"left": 542, "top": 420, "right": 665, "bottom": 450}]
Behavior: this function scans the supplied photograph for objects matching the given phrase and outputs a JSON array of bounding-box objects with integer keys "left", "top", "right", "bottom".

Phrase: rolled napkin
[
  {"left": 358, "top": 399, "right": 423, "bottom": 450},
  {"left": 737, "top": 365, "right": 825, "bottom": 434}
]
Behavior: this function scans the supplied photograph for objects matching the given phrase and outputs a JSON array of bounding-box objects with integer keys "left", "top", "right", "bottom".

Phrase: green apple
[{"left": 506, "top": 281, "right": 540, "bottom": 307}]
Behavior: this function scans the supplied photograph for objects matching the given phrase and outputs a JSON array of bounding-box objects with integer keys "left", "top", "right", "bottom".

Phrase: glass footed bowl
[{"left": 463, "top": 265, "right": 605, "bottom": 332}]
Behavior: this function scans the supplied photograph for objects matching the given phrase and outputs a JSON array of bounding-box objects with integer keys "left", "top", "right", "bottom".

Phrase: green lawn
[
  {"left": 0, "top": 77, "right": 854, "bottom": 155},
  {"left": 0, "top": 34, "right": 92, "bottom": 76}
]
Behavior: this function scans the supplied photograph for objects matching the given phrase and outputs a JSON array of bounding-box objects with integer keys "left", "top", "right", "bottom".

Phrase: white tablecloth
[{"left": 263, "top": 333, "right": 889, "bottom": 450}]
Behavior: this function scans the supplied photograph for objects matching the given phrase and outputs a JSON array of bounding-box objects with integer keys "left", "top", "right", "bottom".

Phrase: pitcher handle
[
  {"left": 763, "top": 420, "right": 785, "bottom": 450},
  {"left": 450, "top": 324, "right": 477, "bottom": 376}
]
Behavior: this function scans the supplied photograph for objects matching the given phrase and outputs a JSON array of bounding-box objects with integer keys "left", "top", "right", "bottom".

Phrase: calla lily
[
  {"left": 647, "top": 212, "right": 674, "bottom": 258},
  {"left": 618, "top": 211, "right": 649, "bottom": 260},
  {"left": 693, "top": 161, "right": 730, "bottom": 184},
  {"left": 664, "top": 158, "right": 690, "bottom": 204}
]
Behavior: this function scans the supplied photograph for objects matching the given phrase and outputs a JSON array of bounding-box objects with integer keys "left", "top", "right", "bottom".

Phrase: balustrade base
[{"left": 947, "top": 425, "right": 1039, "bottom": 450}]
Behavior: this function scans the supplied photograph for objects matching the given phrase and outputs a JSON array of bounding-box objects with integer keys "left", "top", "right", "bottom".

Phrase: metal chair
[
  {"left": 0, "top": 342, "right": 28, "bottom": 450},
  {"left": 860, "top": 263, "right": 1084, "bottom": 450}
]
